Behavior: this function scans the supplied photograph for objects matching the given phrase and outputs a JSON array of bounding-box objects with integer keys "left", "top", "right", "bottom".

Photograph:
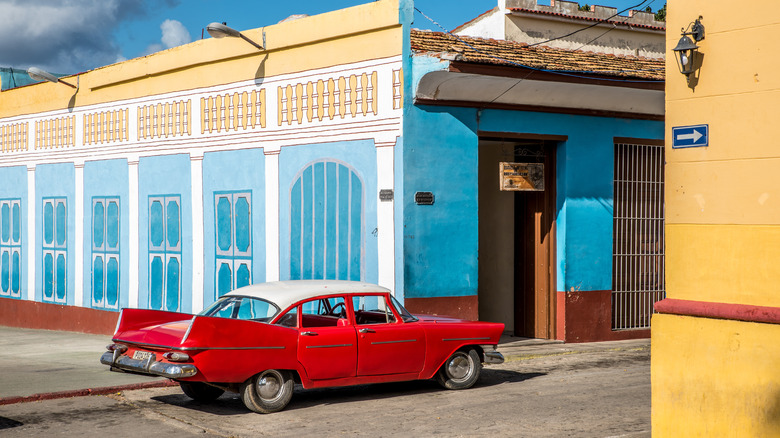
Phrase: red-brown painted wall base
[
  {"left": 556, "top": 294, "right": 566, "bottom": 341},
  {"left": 559, "top": 290, "right": 650, "bottom": 343},
  {"left": 655, "top": 298, "right": 780, "bottom": 324},
  {"left": 404, "top": 295, "right": 478, "bottom": 321},
  {"left": 0, "top": 298, "right": 119, "bottom": 335}
]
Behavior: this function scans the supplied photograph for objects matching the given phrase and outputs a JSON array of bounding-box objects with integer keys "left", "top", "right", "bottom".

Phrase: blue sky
[{"left": 0, "top": 0, "right": 664, "bottom": 74}]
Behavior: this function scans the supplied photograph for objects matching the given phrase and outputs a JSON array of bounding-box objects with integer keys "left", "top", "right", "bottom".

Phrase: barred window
[{"left": 612, "top": 142, "right": 665, "bottom": 330}]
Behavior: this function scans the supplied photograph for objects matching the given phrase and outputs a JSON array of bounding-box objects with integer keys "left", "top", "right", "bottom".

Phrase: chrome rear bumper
[
  {"left": 100, "top": 351, "right": 198, "bottom": 379},
  {"left": 480, "top": 345, "right": 505, "bottom": 364}
]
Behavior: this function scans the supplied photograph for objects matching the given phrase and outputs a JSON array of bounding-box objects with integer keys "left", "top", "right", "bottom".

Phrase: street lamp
[
  {"left": 206, "top": 22, "right": 264, "bottom": 50},
  {"left": 27, "top": 67, "right": 78, "bottom": 89},
  {"left": 672, "top": 17, "right": 705, "bottom": 77}
]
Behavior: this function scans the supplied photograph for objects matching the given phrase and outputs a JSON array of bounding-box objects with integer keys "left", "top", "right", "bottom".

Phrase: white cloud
[
  {"left": 0, "top": 0, "right": 179, "bottom": 73},
  {"left": 160, "top": 19, "right": 191, "bottom": 49}
]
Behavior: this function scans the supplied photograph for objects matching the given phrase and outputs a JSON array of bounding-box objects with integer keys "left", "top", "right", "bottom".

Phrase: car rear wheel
[
  {"left": 240, "top": 369, "right": 294, "bottom": 414},
  {"left": 179, "top": 381, "right": 225, "bottom": 402},
  {"left": 436, "top": 348, "right": 482, "bottom": 390}
]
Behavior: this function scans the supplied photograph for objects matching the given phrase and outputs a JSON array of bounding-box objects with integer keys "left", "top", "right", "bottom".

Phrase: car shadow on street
[
  {"left": 0, "top": 416, "right": 24, "bottom": 430},
  {"left": 149, "top": 369, "right": 544, "bottom": 415},
  {"left": 478, "top": 368, "right": 546, "bottom": 387}
]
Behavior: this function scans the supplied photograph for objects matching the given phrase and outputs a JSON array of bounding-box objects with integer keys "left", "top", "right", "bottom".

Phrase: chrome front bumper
[
  {"left": 480, "top": 345, "right": 505, "bottom": 364},
  {"left": 100, "top": 351, "right": 198, "bottom": 379}
]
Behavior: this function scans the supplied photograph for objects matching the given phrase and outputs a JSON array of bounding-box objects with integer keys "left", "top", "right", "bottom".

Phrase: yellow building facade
[{"left": 653, "top": 1, "right": 780, "bottom": 435}]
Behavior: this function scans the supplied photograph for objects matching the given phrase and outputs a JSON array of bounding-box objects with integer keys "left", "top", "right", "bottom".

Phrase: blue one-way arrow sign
[{"left": 672, "top": 124, "right": 708, "bottom": 148}]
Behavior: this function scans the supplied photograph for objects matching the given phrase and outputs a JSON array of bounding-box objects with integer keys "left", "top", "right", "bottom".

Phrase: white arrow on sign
[{"left": 676, "top": 129, "right": 703, "bottom": 143}]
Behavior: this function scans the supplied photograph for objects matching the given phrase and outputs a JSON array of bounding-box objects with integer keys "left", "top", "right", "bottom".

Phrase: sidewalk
[
  {"left": 0, "top": 326, "right": 175, "bottom": 405},
  {"left": 0, "top": 326, "right": 650, "bottom": 405}
]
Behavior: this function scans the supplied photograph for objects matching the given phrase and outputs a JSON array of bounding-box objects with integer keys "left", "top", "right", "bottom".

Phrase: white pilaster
[
  {"left": 128, "top": 158, "right": 139, "bottom": 308},
  {"left": 264, "top": 151, "right": 280, "bottom": 281},
  {"left": 190, "top": 153, "right": 205, "bottom": 313},
  {"left": 26, "top": 165, "right": 35, "bottom": 301},
  {"left": 74, "top": 161, "right": 84, "bottom": 307},
  {"left": 375, "top": 138, "right": 397, "bottom": 294}
]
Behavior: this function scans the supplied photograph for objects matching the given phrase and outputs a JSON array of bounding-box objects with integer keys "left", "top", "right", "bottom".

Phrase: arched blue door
[{"left": 290, "top": 161, "right": 363, "bottom": 281}]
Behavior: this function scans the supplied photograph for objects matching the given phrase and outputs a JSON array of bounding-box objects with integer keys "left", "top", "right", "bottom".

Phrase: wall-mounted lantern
[{"left": 672, "top": 17, "right": 705, "bottom": 77}]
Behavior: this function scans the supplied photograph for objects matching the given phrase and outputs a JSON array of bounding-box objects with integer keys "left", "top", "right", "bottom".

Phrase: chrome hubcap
[
  {"left": 447, "top": 354, "right": 471, "bottom": 380},
  {"left": 257, "top": 374, "right": 281, "bottom": 400}
]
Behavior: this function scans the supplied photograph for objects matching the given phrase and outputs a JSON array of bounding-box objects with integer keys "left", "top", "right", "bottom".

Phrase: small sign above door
[{"left": 500, "top": 162, "right": 544, "bottom": 191}]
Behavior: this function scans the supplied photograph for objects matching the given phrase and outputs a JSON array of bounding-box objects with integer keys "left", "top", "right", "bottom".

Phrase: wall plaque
[
  {"left": 379, "top": 189, "right": 394, "bottom": 201},
  {"left": 414, "top": 191, "right": 435, "bottom": 205},
  {"left": 500, "top": 162, "right": 544, "bottom": 191}
]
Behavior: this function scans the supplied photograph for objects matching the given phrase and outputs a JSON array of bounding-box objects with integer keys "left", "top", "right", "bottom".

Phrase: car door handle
[
  {"left": 301, "top": 331, "right": 318, "bottom": 336},
  {"left": 359, "top": 328, "right": 375, "bottom": 334}
]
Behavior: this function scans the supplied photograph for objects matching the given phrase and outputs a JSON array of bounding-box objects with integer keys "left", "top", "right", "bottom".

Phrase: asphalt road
[{"left": 0, "top": 345, "right": 650, "bottom": 437}]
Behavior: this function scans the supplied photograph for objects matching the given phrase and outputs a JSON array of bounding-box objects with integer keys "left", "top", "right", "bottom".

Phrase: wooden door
[{"left": 513, "top": 144, "right": 556, "bottom": 339}]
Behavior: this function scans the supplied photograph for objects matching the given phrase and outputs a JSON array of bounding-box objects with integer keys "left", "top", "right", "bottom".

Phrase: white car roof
[{"left": 223, "top": 280, "right": 391, "bottom": 311}]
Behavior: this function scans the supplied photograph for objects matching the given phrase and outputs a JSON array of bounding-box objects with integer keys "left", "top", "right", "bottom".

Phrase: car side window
[
  {"left": 275, "top": 306, "right": 298, "bottom": 328},
  {"left": 352, "top": 295, "right": 396, "bottom": 325},
  {"left": 300, "top": 297, "right": 347, "bottom": 328}
]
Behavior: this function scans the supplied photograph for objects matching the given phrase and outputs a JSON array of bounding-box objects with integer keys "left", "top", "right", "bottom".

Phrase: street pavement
[{"left": 0, "top": 325, "right": 650, "bottom": 405}]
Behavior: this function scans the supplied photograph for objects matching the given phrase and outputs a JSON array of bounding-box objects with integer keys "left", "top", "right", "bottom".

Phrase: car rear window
[{"left": 199, "top": 296, "right": 280, "bottom": 322}]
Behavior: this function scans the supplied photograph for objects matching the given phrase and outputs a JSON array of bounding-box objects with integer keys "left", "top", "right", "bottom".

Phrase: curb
[
  {"left": 500, "top": 342, "right": 651, "bottom": 361},
  {"left": 0, "top": 379, "right": 177, "bottom": 406}
]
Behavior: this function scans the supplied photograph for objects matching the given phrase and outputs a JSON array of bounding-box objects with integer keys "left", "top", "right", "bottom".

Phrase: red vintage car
[{"left": 100, "top": 280, "right": 505, "bottom": 413}]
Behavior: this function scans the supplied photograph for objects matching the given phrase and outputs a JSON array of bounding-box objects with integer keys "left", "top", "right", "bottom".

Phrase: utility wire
[{"left": 413, "top": 6, "right": 663, "bottom": 83}]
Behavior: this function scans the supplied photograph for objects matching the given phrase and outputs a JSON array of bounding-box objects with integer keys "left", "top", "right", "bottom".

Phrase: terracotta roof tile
[{"left": 410, "top": 29, "right": 664, "bottom": 81}]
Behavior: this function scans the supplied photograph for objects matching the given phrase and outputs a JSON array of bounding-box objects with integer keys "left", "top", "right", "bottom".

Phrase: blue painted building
[{"left": 0, "top": 0, "right": 664, "bottom": 342}]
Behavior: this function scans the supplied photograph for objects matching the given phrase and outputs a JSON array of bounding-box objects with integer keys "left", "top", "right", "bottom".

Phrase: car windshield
[
  {"left": 199, "top": 296, "right": 280, "bottom": 322},
  {"left": 390, "top": 295, "right": 418, "bottom": 322}
]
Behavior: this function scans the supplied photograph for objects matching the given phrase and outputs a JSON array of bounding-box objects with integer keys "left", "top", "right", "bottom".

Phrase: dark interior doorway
[{"left": 477, "top": 137, "right": 557, "bottom": 339}]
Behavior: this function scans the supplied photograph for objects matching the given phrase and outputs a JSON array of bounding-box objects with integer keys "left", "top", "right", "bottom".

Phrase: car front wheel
[
  {"left": 436, "top": 348, "right": 482, "bottom": 390},
  {"left": 240, "top": 369, "right": 294, "bottom": 413},
  {"left": 179, "top": 381, "right": 225, "bottom": 402}
]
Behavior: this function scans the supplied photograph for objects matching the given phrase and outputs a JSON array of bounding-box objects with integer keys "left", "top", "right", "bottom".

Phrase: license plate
[{"left": 133, "top": 350, "right": 153, "bottom": 361}]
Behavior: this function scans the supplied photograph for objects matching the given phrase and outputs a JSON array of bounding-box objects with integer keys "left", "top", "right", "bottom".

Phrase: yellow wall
[
  {"left": 664, "top": 0, "right": 780, "bottom": 301},
  {"left": 0, "top": 0, "right": 401, "bottom": 118},
  {"left": 664, "top": 1, "right": 780, "bottom": 298},
  {"left": 652, "top": 315, "right": 780, "bottom": 436},
  {"left": 656, "top": 1, "right": 780, "bottom": 435}
]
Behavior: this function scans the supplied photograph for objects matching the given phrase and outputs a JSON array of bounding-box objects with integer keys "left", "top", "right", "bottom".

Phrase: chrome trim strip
[
  {"left": 113, "top": 309, "right": 123, "bottom": 336},
  {"left": 371, "top": 339, "right": 417, "bottom": 345},
  {"left": 305, "top": 344, "right": 353, "bottom": 349},
  {"left": 442, "top": 337, "right": 491, "bottom": 341},
  {"left": 180, "top": 315, "right": 196, "bottom": 344},
  {"left": 111, "top": 339, "right": 285, "bottom": 351}
]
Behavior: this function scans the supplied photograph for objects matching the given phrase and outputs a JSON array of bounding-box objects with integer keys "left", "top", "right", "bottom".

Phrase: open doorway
[{"left": 478, "top": 137, "right": 557, "bottom": 339}]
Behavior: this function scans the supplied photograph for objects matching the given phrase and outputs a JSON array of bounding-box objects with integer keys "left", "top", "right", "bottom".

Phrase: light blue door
[
  {"left": 0, "top": 199, "right": 21, "bottom": 298},
  {"left": 149, "top": 195, "right": 181, "bottom": 311},
  {"left": 215, "top": 191, "right": 252, "bottom": 298},
  {"left": 92, "top": 197, "right": 120, "bottom": 309},
  {"left": 42, "top": 198, "right": 67, "bottom": 303},
  {"left": 290, "top": 161, "right": 363, "bottom": 281}
]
